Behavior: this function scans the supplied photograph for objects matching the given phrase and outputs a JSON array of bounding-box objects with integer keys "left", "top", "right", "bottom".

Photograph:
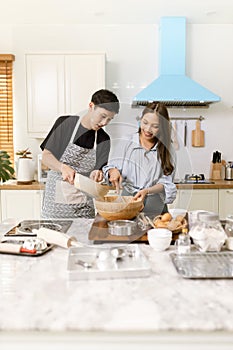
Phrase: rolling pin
[{"left": 34, "top": 228, "right": 84, "bottom": 248}]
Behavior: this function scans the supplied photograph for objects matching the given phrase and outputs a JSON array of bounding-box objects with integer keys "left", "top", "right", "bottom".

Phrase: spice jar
[
  {"left": 175, "top": 228, "right": 191, "bottom": 254},
  {"left": 189, "top": 212, "right": 226, "bottom": 252}
]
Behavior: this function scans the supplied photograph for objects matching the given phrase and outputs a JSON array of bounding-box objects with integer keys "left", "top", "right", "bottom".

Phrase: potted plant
[
  {"left": 16, "top": 148, "right": 32, "bottom": 158},
  {"left": 0, "top": 150, "right": 15, "bottom": 183}
]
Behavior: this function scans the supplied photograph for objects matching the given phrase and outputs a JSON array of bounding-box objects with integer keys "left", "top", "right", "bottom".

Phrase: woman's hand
[
  {"left": 90, "top": 170, "right": 103, "bottom": 182},
  {"left": 133, "top": 188, "right": 148, "bottom": 202},
  {"left": 61, "top": 163, "right": 75, "bottom": 185},
  {"left": 108, "top": 168, "right": 122, "bottom": 193}
]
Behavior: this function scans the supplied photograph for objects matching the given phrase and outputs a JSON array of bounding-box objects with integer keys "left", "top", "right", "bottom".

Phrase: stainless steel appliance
[
  {"left": 225, "top": 161, "right": 233, "bottom": 181},
  {"left": 132, "top": 17, "right": 220, "bottom": 108},
  {"left": 174, "top": 174, "right": 214, "bottom": 184},
  {"left": 4, "top": 220, "right": 73, "bottom": 237},
  {"left": 37, "top": 154, "right": 49, "bottom": 183}
]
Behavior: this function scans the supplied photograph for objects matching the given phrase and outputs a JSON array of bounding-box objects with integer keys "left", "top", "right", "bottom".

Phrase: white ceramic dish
[{"left": 147, "top": 228, "right": 172, "bottom": 251}]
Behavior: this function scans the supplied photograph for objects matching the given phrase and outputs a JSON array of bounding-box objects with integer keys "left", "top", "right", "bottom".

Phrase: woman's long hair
[{"left": 139, "top": 102, "right": 174, "bottom": 175}]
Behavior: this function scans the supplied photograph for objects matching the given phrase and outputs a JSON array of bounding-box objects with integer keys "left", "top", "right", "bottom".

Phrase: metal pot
[
  {"left": 225, "top": 161, "right": 233, "bottom": 181},
  {"left": 107, "top": 220, "right": 137, "bottom": 236}
]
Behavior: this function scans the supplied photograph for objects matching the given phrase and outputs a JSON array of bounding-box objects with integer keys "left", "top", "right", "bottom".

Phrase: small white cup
[
  {"left": 147, "top": 228, "right": 172, "bottom": 251},
  {"left": 226, "top": 237, "right": 233, "bottom": 251}
]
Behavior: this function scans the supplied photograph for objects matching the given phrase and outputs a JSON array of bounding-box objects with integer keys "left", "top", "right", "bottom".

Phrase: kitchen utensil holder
[{"left": 209, "top": 161, "right": 224, "bottom": 180}]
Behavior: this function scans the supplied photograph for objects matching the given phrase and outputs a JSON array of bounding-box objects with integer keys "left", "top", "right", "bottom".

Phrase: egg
[{"left": 161, "top": 212, "right": 172, "bottom": 222}]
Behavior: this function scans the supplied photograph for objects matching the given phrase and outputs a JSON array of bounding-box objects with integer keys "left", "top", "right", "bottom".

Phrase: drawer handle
[{"left": 226, "top": 190, "right": 233, "bottom": 194}]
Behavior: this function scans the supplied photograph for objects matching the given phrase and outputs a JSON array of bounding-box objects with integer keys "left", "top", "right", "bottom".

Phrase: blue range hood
[{"left": 132, "top": 17, "right": 221, "bottom": 108}]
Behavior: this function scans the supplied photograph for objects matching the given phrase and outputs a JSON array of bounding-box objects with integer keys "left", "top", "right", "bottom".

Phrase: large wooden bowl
[{"left": 94, "top": 196, "right": 143, "bottom": 221}]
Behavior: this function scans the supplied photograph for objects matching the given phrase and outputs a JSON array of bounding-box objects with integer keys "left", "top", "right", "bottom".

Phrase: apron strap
[
  {"left": 70, "top": 117, "right": 97, "bottom": 150},
  {"left": 70, "top": 117, "right": 81, "bottom": 143}
]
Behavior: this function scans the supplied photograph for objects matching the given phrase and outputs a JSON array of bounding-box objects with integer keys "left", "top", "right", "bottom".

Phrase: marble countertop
[{"left": 1, "top": 218, "right": 233, "bottom": 334}]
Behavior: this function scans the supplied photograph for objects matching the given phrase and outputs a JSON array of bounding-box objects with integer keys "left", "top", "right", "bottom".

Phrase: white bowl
[
  {"left": 168, "top": 208, "right": 187, "bottom": 219},
  {"left": 147, "top": 228, "right": 172, "bottom": 251},
  {"left": 226, "top": 237, "right": 233, "bottom": 251}
]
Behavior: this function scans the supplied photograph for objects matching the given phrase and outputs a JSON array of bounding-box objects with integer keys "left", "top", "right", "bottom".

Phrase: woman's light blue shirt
[{"left": 103, "top": 132, "right": 177, "bottom": 204}]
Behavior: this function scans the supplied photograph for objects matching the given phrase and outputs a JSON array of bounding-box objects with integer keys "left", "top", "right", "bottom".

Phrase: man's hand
[
  {"left": 61, "top": 163, "right": 75, "bottom": 185},
  {"left": 90, "top": 170, "right": 103, "bottom": 182}
]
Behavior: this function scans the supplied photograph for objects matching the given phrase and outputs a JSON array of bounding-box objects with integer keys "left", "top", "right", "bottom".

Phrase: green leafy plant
[{"left": 0, "top": 150, "right": 15, "bottom": 182}]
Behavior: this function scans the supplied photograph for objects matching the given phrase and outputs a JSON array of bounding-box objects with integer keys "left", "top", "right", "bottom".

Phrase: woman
[
  {"left": 103, "top": 102, "right": 177, "bottom": 217},
  {"left": 40, "top": 89, "right": 120, "bottom": 219}
]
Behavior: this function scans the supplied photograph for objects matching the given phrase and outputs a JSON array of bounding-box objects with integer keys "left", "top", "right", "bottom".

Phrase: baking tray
[
  {"left": 67, "top": 244, "right": 151, "bottom": 280},
  {"left": 0, "top": 243, "right": 54, "bottom": 257},
  {"left": 4, "top": 220, "right": 73, "bottom": 237},
  {"left": 170, "top": 251, "right": 233, "bottom": 279}
]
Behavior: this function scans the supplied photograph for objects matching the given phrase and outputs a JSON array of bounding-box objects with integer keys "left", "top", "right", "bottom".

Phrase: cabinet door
[
  {"left": 65, "top": 54, "right": 105, "bottom": 114},
  {"left": 219, "top": 189, "right": 233, "bottom": 220},
  {"left": 26, "top": 53, "right": 105, "bottom": 138},
  {"left": 169, "top": 189, "right": 219, "bottom": 213},
  {"left": 1, "top": 190, "right": 43, "bottom": 221},
  {"left": 26, "top": 54, "right": 65, "bottom": 137}
]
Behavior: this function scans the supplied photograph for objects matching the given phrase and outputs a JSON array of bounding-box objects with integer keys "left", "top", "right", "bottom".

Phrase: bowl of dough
[{"left": 94, "top": 196, "right": 143, "bottom": 221}]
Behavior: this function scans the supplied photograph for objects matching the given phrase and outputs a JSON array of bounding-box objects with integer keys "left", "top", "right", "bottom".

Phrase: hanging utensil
[
  {"left": 184, "top": 121, "right": 187, "bottom": 146},
  {"left": 172, "top": 121, "right": 179, "bottom": 150}
]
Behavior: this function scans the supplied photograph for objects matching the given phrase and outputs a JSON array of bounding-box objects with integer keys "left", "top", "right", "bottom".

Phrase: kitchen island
[{"left": 1, "top": 218, "right": 233, "bottom": 350}]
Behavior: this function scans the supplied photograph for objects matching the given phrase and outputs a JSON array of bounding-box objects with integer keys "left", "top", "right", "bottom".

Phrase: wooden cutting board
[
  {"left": 88, "top": 215, "right": 182, "bottom": 244},
  {"left": 192, "top": 120, "right": 205, "bottom": 147},
  {"left": 88, "top": 215, "right": 148, "bottom": 244}
]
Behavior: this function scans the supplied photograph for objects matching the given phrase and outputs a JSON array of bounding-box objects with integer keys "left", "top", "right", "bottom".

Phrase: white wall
[{"left": 0, "top": 21, "right": 233, "bottom": 179}]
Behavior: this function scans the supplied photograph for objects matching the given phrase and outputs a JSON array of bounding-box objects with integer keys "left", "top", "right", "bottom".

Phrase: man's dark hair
[{"left": 91, "top": 89, "right": 120, "bottom": 114}]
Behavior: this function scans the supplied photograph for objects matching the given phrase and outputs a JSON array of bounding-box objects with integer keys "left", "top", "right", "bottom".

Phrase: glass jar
[
  {"left": 225, "top": 215, "right": 233, "bottom": 237},
  {"left": 175, "top": 228, "right": 191, "bottom": 254},
  {"left": 189, "top": 212, "right": 227, "bottom": 252}
]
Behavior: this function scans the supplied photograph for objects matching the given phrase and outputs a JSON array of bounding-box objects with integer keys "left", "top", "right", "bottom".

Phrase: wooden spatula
[{"left": 192, "top": 120, "right": 205, "bottom": 147}]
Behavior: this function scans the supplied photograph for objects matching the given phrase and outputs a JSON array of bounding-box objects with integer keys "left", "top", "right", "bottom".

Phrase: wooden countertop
[
  {"left": 0, "top": 180, "right": 45, "bottom": 190},
  {"left": 0, "top": 179, "right": 233, "bottom": 191},
  {"left": 176, "top": 179, "right": 233, "bottom": 189}
]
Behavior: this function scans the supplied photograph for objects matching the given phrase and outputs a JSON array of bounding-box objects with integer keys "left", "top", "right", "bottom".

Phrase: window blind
[{"left": 0, "top": 54, "right": 15, "bottom": 164}]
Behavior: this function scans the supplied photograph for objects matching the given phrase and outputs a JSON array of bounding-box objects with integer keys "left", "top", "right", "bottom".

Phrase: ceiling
[{"left": 1, "top": 0, "right": 233, "bottom": 25}]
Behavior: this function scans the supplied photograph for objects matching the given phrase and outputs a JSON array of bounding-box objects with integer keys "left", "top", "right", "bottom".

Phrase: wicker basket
[{"left": 94, "top": 196, "right": 143, "bottom": 221}]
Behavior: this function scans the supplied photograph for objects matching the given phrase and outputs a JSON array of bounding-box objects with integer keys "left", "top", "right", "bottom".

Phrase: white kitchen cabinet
[
  {"left": 26, "top": 53, "right": 105, "bottom": 137},
  {"left": 1, "top": 190, "right": 43, "bottom": 221},
  {"left": 218, "top": 189, "right": 233, "bottom": 220},
  {"left": 169, "top": 189, "right": 219, "bottom": 213}
]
